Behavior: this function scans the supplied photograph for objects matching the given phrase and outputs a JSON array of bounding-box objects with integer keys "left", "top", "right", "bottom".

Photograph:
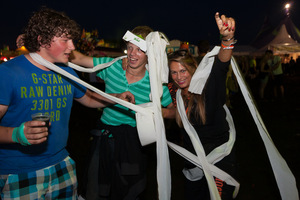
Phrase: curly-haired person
[{"left": 0, "top": 7, "right": 134, "bottom": 200}]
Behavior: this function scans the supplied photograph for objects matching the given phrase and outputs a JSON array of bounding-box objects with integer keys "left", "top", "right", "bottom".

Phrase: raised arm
[{"left": 215, "top": 12, "right": 236, "bottom": 62}]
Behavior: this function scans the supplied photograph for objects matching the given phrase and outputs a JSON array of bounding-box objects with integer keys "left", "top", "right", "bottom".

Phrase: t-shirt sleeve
[
  {"left": 93, "top": 57, "right": 114, "bottom": 80},
  {"left": 161, "top": 84, "right": 172, "bottom": 107}
]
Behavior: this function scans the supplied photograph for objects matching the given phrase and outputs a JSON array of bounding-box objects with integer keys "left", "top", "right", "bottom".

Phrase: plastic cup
[{"left": 31, "top": 113, "right": 50, "bottom": 128}]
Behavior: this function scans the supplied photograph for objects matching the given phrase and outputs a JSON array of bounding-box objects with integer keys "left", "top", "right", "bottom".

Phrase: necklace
[{"left": 126, "top": 69, "right": 145, "bottom": 77}]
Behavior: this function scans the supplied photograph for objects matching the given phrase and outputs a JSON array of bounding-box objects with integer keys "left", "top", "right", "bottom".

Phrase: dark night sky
[{"left": 1, "top": 0, "right": 299, "bottom": 50}]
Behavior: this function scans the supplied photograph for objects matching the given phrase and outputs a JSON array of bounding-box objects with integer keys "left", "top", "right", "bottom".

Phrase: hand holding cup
[{"left": 31, "top": 113, "right": 50, "bottom": 128}]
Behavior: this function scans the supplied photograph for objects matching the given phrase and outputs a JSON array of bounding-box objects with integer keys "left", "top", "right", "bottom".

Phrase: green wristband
[{"left": 12, "top": 122, "right": 31, "bottom": 146}]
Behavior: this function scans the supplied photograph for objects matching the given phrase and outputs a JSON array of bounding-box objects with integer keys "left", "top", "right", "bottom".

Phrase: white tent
[
  {"left": 259, "top": 24, "right": 300, "bottom": 54},
  {"left": 251, "top": 15, "right": 300, "bottom": 56}
]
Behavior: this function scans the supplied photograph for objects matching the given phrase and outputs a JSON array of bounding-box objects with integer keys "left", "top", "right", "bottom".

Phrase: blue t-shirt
[{"left": 0, "top": 55, "right": 86, "bottom": 174}]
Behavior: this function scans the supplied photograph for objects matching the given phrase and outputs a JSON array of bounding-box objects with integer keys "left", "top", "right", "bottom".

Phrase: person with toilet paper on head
[{"left": 70, "top": 26, "right": 175, "bottom": 200}]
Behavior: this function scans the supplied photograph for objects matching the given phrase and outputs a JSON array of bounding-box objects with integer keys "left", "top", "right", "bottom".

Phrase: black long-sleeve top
[{"left": 182, "top": 57, "right": 230, "bottom": 162}]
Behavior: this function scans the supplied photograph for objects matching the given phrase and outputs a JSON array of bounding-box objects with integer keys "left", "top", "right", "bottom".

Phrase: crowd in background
[{"left": 233, "top": 53, "right": 300, "bottom": 102}]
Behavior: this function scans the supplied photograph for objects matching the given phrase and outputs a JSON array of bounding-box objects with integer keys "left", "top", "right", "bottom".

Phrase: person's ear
[{"left": 38, "top": 35, "right": 46, "bottom": 48}]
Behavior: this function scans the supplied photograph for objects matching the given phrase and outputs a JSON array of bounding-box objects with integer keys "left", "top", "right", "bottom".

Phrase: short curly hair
[{"left": 24, "top": 7, "right": 81, "bottom": 52}]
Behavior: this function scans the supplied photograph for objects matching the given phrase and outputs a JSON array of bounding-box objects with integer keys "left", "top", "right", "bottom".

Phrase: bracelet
[
  {"left": 221, "top": 39, "right": 237, "bottom": 50},
  {"left": 12, "top": 122, "right": 31, "bottom": 146},
  {"left": 221, "top": 43, "right": 234, "bottom": 49}
]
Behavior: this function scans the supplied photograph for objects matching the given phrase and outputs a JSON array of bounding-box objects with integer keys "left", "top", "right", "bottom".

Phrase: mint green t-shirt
[{"left": 93, "top": 57, "right": 172, "bottom": 127}]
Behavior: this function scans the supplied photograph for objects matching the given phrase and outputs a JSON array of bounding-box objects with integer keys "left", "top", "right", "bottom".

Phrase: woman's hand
[
  {"left": 215, "top": 12, "right": 235, "bottom": 40},
  {"left": 215, "top": 12, "right": 236, "bottom": 61}
]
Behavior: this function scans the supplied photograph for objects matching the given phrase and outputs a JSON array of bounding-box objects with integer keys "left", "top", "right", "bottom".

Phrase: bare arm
[
  {"left": 69, "top": 50, "right": 94, "bottom": 68},
  {"left": 215, "top": 12, "right": 235, "bottom": 62},
  {"left": 75, "top": 89, "right": 135, "bottom": 108},
  {"left": 0, "top": 105, "right": 13, "bottom": 143},
  {"left": 0, "top": 104, "right": 48, "bottom": 144},
  {"left": 162, "top": 103, "right": 176, "bottom": 119}
]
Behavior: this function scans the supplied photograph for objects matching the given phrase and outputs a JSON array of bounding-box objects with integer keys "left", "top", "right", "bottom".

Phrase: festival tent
[{"left": 251, "top": 15, "right": 300, "bottom": 55}]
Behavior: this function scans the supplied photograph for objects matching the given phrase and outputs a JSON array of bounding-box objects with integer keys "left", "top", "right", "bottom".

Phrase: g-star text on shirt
[
  {"left": 18, "top": 73, "right": 73, "bottom": 122},
  {"left": 32, "top": 73, "right": 63, "bottom": 84}
]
